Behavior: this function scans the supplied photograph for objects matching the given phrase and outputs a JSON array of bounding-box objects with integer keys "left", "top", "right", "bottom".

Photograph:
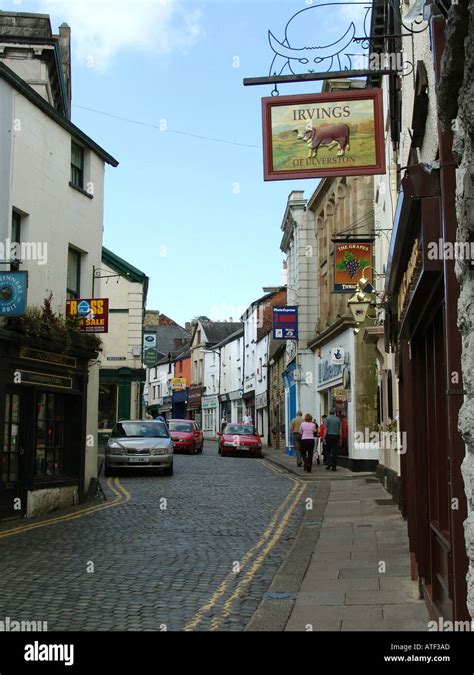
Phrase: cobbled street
[{"left": 0, "top": 443, "right": 305, "bottom": 632}]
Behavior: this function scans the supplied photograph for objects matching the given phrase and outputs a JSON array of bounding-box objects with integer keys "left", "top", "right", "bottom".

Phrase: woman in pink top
[{"left": 299, "top": 414, "right": 319, "bottom": 473}]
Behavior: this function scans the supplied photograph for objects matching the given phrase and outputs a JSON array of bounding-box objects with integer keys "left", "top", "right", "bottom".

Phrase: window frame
[
  {"left": 70, "top": 141, "right": 85, "bottom": 190},
  {"left": 67, "top": 247, "right": 81, "bottom": 300}
]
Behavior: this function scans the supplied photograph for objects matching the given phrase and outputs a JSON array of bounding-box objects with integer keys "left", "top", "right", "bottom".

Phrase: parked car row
[{"left": 104, "top": 419, "right": 263, "bottom": 476}]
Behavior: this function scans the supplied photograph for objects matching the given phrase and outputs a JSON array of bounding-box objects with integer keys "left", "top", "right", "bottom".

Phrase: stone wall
[{"left": 438, "top": 0, "right": 474, "bottom": 619}]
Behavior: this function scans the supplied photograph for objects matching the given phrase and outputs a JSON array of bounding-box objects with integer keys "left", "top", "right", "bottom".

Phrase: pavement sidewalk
[{"left": 250, "top": 448, "right": 430, "bottom": 632}]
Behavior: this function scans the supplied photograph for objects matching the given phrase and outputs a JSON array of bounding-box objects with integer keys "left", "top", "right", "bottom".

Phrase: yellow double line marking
[
  {"left": 0, "top": 477, "right": 131, "bottom": 539},
  {"left": 184, "top": 470, "right": 305, "bottom": 631}
]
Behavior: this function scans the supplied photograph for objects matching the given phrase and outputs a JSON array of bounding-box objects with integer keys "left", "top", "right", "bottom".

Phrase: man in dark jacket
[{"left": 324, "top": 409, "right": 342, "bottom": 472}]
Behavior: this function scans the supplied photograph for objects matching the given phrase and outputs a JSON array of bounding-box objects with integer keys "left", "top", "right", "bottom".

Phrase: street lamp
[{"left": 347, "top": 266, "right": 378, "bottom": 329}]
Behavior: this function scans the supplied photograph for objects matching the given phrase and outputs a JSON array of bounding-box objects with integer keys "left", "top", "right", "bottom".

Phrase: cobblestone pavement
[{"left": 0, "top": 442, "right": 306, "bottom": 631}]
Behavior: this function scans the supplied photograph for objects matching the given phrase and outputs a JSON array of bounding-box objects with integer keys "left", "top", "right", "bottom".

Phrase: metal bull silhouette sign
[
  {"left": 267, "top": 2, "right": 371, "bottom": 76},
  {"left": 262, "top": 89, "right": 385, "bottom": 181}
]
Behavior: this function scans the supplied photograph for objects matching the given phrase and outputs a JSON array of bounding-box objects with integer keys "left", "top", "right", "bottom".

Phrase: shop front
[
  {"left": 314, "top": 327, "right": 377, "bottom": 472},
  {"left": 98, "top": 367, "right": 145, "bottom": 446},
  {"left": 187, "top": 386, "right": 203, "bottom": 426},
  {"left": 220, "top": 394, "right": 230, "bottom": 424},
  {"left": 255, "top": 391, "right": 268, "bottom": 440},
  {"left": 160, "top": 395, "right": 173, "bottom": 420},
  {"left": 202, "top": 395, "right": 218, "bottom": 439},
  {"left": 172, "top": 389, "right": 188, "bottom": 419},
  {"left": 385, "top": 164, "right": 469, "bottom": 622},
  {"left": 0, "top": 330, "right": 98, "bottom": 520},
  {"left": 242, "top": 377, "right": 255, "bottom": 423},
  {"left": 282, "top": 362, "right": 297, "bottom": 455}
]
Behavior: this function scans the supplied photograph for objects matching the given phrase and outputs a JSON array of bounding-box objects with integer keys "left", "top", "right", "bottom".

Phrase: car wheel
[
  {"left": 199, "top": 444, "right": 204, "bottom": 454},
  {"left": 163, "top": 463, "right": 173, "bottom": 476},
  {"left": 192, "top": 442, "right": 197, "bottom": 455}
]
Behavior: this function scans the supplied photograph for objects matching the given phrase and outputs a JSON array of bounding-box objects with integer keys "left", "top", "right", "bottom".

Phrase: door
[{"left": 0, "top": 392, "right": 26, "bottom": 519}]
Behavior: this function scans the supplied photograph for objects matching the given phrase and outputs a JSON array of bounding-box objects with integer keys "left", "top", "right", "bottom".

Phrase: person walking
[
  {"left": 290, "top": 410, "right": 304, "bottom": 467},
  {"left": 243, "top": 411, "right": 253, "bottom": 424},
  {"left": 300, "top": 414, "right": 318, "bottom": 473},
  {"left": 320, "top": 414, "right": 328, "bottom": 464},
  {"left": 324, "top": 408, "right": 342, "bottom": 472}
]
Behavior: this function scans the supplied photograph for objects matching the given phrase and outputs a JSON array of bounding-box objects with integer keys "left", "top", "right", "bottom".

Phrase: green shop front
[
  {"left": 98, "top": 367, "right": 146, "bottom": 446},
  {"left": 0, "top": 329, "right": 98, "bottom": 520}
]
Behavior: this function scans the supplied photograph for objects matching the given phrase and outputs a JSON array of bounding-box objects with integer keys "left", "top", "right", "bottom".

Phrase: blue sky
[{"left": 4, "top": 0, "right": 368, "bottom": 326}]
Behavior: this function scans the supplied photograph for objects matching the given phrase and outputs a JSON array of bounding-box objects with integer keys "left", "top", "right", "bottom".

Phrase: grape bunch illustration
[{"left": 337, "top": 252, "right": 370, "bottom": 279}]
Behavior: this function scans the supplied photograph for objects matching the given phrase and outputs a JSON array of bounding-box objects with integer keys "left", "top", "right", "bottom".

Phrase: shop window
[
  {"left": 98, "top": 383, "right": 118, "bottom": 430},
  {"left": 34, "top": 393, "right": 64, "bottom": 478},
  {"left": 2, "top": 394, "right": 20, "bottom": 483}
]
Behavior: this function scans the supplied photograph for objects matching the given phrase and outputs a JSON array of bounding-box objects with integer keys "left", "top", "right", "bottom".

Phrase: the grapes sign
[{"left": 334, "top": 241, "right": 373, "bottom": 292}]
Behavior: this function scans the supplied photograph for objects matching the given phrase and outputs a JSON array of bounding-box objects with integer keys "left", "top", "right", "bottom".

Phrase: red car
[
  {"left": 168, "top": 419, "right": 204, "bottom": 454},
  {"left": 218, "top": 423, "right": 263, "bottom": 458}
]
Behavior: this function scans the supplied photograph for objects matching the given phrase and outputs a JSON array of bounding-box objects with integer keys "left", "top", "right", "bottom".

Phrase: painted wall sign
[
  {"left": 0, "top": 271, "right": 28, "bottom": 316},
  {"left": 334, "top": 241, "right": 373, "bottom": 292},
  {"left": 262, "top": 89, "right": 385, "bottom": 181},
  {"left": 66, "top": 298, "right": 109, "bottom": 333},
  {"left": 273, "top": 306, "right": 298, "bottom": 339}
]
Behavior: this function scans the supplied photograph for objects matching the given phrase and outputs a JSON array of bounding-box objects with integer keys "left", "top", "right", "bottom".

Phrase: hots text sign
[
  {"left": 334, "top": 241, "right": 373, "bottom": 293},
  {"left": 262, "top": 89, "right": 385, "bottom": 181},
  {"left": 66, "top": 298, "right": 109, "bottom": 333}
]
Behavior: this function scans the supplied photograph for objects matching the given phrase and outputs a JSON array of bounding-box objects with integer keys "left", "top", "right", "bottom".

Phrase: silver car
[{"left": 105, "top": 420, "right": 173, "bottom": 476}]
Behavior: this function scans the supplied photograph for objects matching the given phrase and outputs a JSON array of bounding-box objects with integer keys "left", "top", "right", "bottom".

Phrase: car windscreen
[
  {"left": 111, "top": 422, "right": 169, "bottom": 438},
  {"left": 225, "top": 425, "right": 255, "bottom": 435},
  {"left": 168, "top": 422, "right": 193, "bottom": 432}
]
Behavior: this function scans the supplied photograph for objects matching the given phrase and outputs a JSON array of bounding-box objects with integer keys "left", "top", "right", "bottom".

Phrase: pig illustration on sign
[
  {"left": 294, "top": 120, "right": 351, "bottom": 158},
  {"left": 268, "top": 3, "right": 371, "bottom": 76}
]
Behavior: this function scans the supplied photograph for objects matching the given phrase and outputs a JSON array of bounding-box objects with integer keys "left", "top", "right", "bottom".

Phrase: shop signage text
[
  {"left": 66, "top": 298, "right": 109, "bottom": 333},
  {"left": 334, "top": 241, "right": 373, "bottom": 293},
  {"left": 16, "top": 370, "right": 73, "bottom": 389},
  {"left": 0, "top": 271, "right": 28, "bottom": 316},
  {"left": 262, "top": 89, "right": 385, "bottom": 181},
  {"left": 318, "top": 360, "right": 343, "bottom": 387},
  {"left": 273, "top": 306, "right": 298, "bottom": 339},
  {"left": 202, "top": 396, "right": 218, "bottom": 410},
  {"left": 19, "top": 347, "right": 76, "bottom": 369},
  {"left": 172, "top": 377, "right": 187, "bottom": 390},
  {"left": 398, "top": 239, "right": 421, "bottom": 320}
]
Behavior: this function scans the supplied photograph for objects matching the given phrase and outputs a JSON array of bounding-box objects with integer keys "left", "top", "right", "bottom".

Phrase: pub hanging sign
[
  {"left": 262, "top": 89, "right": 385, "bottom": 181},
  {"left": 334, "top": 241, "right": 374, "bottom": 293},
  {"left": 66, "top": 298, "right": 109, "bottom": 333}
]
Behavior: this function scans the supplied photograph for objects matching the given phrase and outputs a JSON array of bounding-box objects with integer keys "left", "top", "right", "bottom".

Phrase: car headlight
[
  {"left": 151, "top": 445, "right": 172, "bottom": 455},
  {"left": 107, "top": 443, "right": 122, "bottom": 455},
  {"left": 223, "top": 441, "right": 235, "bottom": 447},
  {"left": 254, "top": 443, "right": 262, "bottom": 449}
]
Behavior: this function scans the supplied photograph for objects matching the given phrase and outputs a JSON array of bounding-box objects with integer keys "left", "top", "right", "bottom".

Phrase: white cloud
[{"left": 40, "top": 0, "right": 203, "bottom": 71}]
